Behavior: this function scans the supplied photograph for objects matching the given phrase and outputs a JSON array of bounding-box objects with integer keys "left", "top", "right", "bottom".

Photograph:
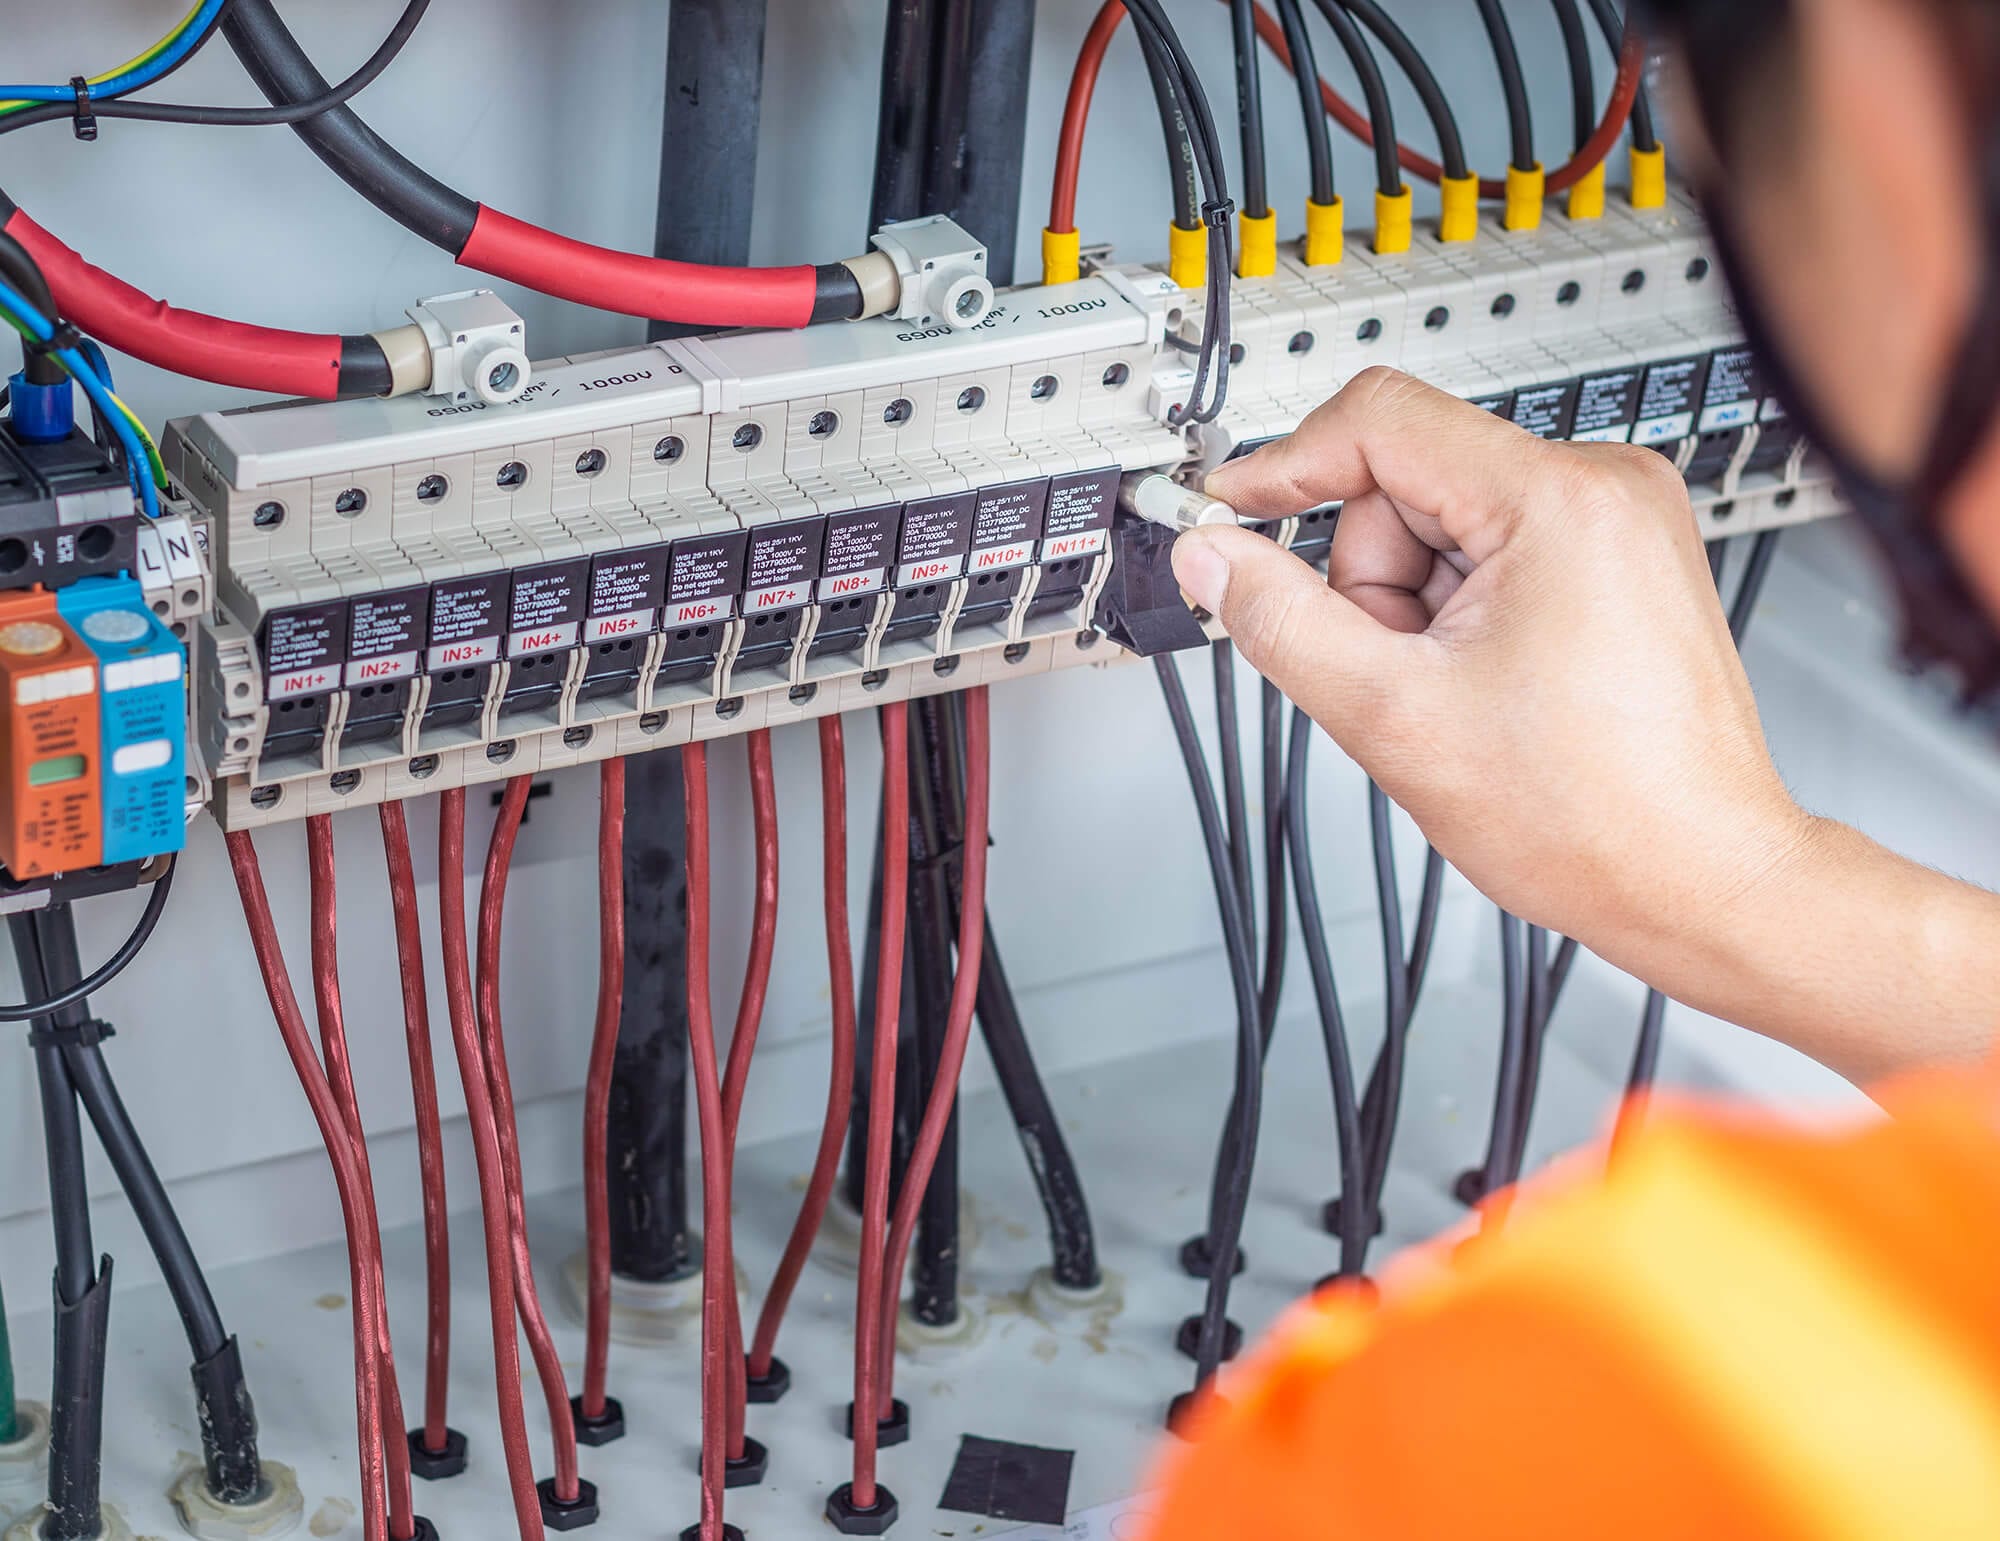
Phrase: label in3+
[{"left": 428, "top": 571, "right": 508, "bottom": 671}]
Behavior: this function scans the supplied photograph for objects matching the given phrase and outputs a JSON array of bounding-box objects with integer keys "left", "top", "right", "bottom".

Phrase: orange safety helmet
[{"left": 1145, "top": 1068, "right": 2000, "bottom": 1540}]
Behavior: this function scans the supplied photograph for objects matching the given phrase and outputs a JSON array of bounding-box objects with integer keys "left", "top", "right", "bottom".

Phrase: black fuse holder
[{"left": 1092, "top": 515, "right": 1210, "bottom": 656}]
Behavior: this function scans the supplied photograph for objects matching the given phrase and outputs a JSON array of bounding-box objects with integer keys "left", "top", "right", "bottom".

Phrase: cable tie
[
  {"left": 1200, "top": 199, "right": 1236, "bottom": 230},
  {"left": 27, "top": 1016, "right": 115, "bottom": 1049},
  {"left": 27, "top": 321, "right": 85, "bottom": 360},
  {"left": 68, "top": 77, "right": 98, "bottom": 142}
]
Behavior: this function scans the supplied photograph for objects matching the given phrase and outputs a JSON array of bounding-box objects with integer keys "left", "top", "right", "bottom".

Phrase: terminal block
[{"left": 166, "top": 191, "right": 1847, "bottom": 829}]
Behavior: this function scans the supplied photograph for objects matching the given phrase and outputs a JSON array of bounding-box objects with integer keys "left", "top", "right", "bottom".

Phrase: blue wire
[
  {"left": 0, "top": 0, "right": 229, "bottom": 106},
  {"left": 0, "top": 278, "right": 160, "bottom": 520},
  {"left": 78, "top": 337, "right": 115, "bottom": 391}
]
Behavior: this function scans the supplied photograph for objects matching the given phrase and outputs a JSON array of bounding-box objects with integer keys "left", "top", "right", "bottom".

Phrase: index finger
[{"left": 1200, "top": 366, "right": 1567, "bottom": 567}]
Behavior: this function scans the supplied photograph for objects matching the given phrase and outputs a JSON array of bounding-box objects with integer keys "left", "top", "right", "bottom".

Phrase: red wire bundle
[
  {"left": 848, "top": 703, "right": 912, "bottom": 1515},
  {"left": 478, "top": 777, "right": 584, "bottom": 1503},
  {"left": 438, "top": 789, "right": 547, "bottom": 1539},
  {"left": 581, "top": 758, "right": 626, "bottom": 1425},
  {"left": 749, "top": 717, "right": 856, "bottom": 1384},
  {"left": 380, "top": 802, "right": 454, "bottom": 1459}
]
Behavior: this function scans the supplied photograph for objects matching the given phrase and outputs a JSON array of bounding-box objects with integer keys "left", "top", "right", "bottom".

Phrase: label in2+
[
  {"left": 744, "top": 518, "right": 826, "bottom": 615},
  {"left": 896, "top": 492, "right": 976, "bottom": 587},
  {"left": 1469, "top": 391, "right": 1516, "bottom": 421},
  {"left": 820, "top": 505, "right": 900, "bottom": 600},
  {"left": 263, "top": 600, "right": 348, "bottom": 698},
  {"left": 968, "top": 479, "right": 1051, "bottom": 573},
  {"left": 587, "top": 545, "right": 668, "bottom": 642},
  {"left": 1513, "top": 381, "right": 1578, "bottom": 440},
  {"left": 1039, "top": 468, "right": 1120, "bottom": 560},
  {"left": 667, "top": 530, "right": 748, "bottom": 627},
  {"left": 428, "top": 571, "right": 509, "bottom": 672},
  {"left": 508, "top": 557, "right": 590, "bottom": 657},
  {"left": 1699, "top": 346, "right": 1766, "bottom": 433},
  {"left": 1633, "top": 355, "right": 1711, "bottom": 445},
  {"left": 346, "top": 586, "right": 425, "bottom": 686},
  {"left": 1570, "top": 369, "right": 1643, "bottom": 442}
]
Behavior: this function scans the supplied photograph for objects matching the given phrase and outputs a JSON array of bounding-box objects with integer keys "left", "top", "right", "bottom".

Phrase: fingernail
[{"left": 1172, "top": 531, "right": 1229, "bottom": 614}]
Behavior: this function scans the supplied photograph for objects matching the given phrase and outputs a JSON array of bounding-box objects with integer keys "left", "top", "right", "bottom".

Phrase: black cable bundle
[
  {"left": 1228, "top": 0, "right": 1271, "bottom": 220},
  {"left": 1273, "top": 0, "right": 1337, "bottom": 208},
  {"left": 1475, "top": 0, "right": 1537, "bottom": 173},
  {"left": 1309, "top": 0, "right": 1402, "bottom": 198},
  {"left": 1335, "top": 0, "right": 1469, "bottom": 182}
]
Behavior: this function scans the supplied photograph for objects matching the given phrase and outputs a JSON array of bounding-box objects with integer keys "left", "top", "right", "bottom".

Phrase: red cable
[
  {"left": 305, "top": 816, "right": 418, "bottom": 1541},
  {"left": 380, "top": 802, "right": 454, "bottom": 1455},
  {"left": 875, "top": 688, "right": 992, "bottom": 1413},
  {"left": 438, "top": 790, "right": 547, "bottom": 1540},
  {"left": 850, "top": 703, "right": 911, "bottom": 1513},
  {"left": 2, "top": 208, "right": 349, "bottom": 399},
  {"left": 748, "top": 716, "right": 856, "bottom": 1381},
  {"left": 458, "top": 208, "right": 821, "bottom": 332},
  {"left": 1242, "top": 0, "right": 1644, "bottom": 198},
  {"left": 719, "top": 728, "right": 780, "bottom": 1461},
  {"left": 683, "top": 742, "right": 733, "bottom": 1541},
  {"left": 226, "top": 829, "right": 389, "bottom": 1541},
  {"left": 477, "top": 776, "right": 583, "bottom": 1503},
  {"left": 581, "top": 758, "right": 626, "bottom": 1423},
  {"left": 1050, "top": 1, "right": 1129, "bottom": 235}
]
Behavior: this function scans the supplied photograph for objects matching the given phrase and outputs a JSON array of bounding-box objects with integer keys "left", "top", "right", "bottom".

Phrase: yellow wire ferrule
[
  {"left": 1438, "top": 173, "right": 1479, "bottom": 244},
  {"left": 1238, "top": 210, "right": 1278, "bottom": 278},
  {"left": 1042, "top": 226, "right": 1082, "bottom": 286},
  {"left": 1303, "top": 197, "right": 1344, "bottom": 267},
  {"left": 1503, "top": 163, "right": 1545, "bottom": 232},
  {"left": 1168, "top": 222, "right": 1208, "bottom": 289},
  {"left": 1630, "top": 144, "right": 1668, "bottom": 210},
  {"left": 1373, "top": 186, "right": 1413, "bottom": 255},
  {"left": 1567, "top": 160, "right": 1607, "bottom": 222}
]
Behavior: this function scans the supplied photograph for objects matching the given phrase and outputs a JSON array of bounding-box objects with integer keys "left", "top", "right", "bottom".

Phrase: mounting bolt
[
  {"left": 1178, "top": 1233, "right": 1245, "bottom": 1280},
  {"left": 1174, "top": 1314, "right": 1243, "bottom": 1364},
  {"left": 700, "top": 1435, "right": 768, "bottom": 1490},
  {"left": 408, "top": 1426, "right": 469, "bottom": 1479},
  {"left": 825, "top": 1481, "right": 900, "bottom": 1536},
  {"left": 537, "top": 1477, "right": 599, "bottom": 1531},
  {"left": 843, "top": 1398, "right": 910, "bottom": 1449},
  {"left": 569, "top": 1396, "right": 625, "bottom": 1448},
  {"left": 744, "top": 1355, "right": 791, "bottom": 1405}
]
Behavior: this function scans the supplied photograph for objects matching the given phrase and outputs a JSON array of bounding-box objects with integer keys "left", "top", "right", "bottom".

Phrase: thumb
[{"left": 1171, "top": 524, "right": 1412, "bottom": 740}]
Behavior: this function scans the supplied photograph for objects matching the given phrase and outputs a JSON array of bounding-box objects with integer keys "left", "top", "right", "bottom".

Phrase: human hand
[{"left": 1179, "top": 366, "right": 1812, "bottom": 977}]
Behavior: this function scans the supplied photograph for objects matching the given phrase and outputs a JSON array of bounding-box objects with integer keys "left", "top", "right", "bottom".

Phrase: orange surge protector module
[{"left": 0, "top": 590, "right": 102, "bottom": 877}]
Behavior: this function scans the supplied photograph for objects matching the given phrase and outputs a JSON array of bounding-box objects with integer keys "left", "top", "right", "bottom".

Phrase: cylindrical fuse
[{"left": 1119, "top": 471, "right": 1240, "bottom": 532}]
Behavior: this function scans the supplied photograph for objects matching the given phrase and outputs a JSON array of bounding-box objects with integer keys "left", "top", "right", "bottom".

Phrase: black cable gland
[
  {"left": 843, "top": 1398, "right": 910, "bottom": 1448},
  {"left": 678, "top": 1526, "right": 744, "bottom": 1541},
  {"left": 190, "top": 1335, "right": 264, "bottom": 1505},
  {"left": 699, "top": 1434, "right": 768, "bottom": 1489},
  {"left": 1451, "top": 1169, "right": 1488, "bottom": 1208},
  {"left": 826, "top": 1481, "right": 900, "bottom": 1536},
  {"left": 408, "top": 1426, "right": 469, "bottom": 1479},
  {"left": 1174, "top": 1315, "right": 1243, "bottom": 1363},
  {"left": 1178, "top": 1233, "right": 1245, "bottom": 1280},
  {"left": 45, "top": 1259, "right": 113, "bottom": 1541},
  {"left": 1320, "top": 1195, "right": 1386, "bottom": 1238},
  {"left": 569, "top": 1395, "right": 625, "bottom": 1447},
  {"left": 743, "top": 1355, "right": 790, "bottom": 1405},
  {"left": 537, "top": 1476, "right": 599, "bottom": 1531},
  {"left": 406, "top": 1518, "right": 440, "bottom": 1541}
]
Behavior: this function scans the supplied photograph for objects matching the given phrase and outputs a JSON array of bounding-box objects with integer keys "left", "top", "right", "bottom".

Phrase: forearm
[{"left": 1617, "top": 811, "right": 2000, "bottom": 1084}]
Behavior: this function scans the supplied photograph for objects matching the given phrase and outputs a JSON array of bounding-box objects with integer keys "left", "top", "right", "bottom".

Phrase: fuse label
[
  {"left": 586, "top": 545, "right": 668, "bottom": 642},
  {"left": 968, "top": 479, "right": 1051, "bottom": 573},
  {"left": 262, "top": 600, "right": 348, "bottom": 698},
  {"left": 1699, "top": 346, "right": 1767, "bottom": 433},
  {"left": 1469, "top": 391, "right": 1517, "bottom": 420},
  {"left": 1570, "top": 368, "right": 1643, "bottom": 443},
  {"left": 1513, "top": 381, "right": 1578, "bottom": 440},
  {"left": 897, "top": 492, "right": 976, "bottom": 587},
  {"left": 428, "top": 571, "right": 508, "bottom": 671},
  {"left": 1633, "top": 355, "right": 1711, "bottom": 445},
  {"left": 1039, "top": 467, "right": 1120, "bottom": 560},
  {"left": 346, "top": 587, "right": 426, "bottom": 685},
  {"left": 821, "top": 505, "right": 900, "bottom": 599},
  {"left": 744, "top": 518, "right": 826, "bottom": 614},
  {"left": 667, "top": 530, "right": 748, "bottom": 626},
  {"left": 508, "top": 558, "right": 590, "bottom": 656}
]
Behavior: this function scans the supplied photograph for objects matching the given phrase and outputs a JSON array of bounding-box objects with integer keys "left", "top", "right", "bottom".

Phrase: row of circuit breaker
[
  {"left": 163, "top": 191, "right": 1846, "bottom": 829},
  {"left": 0, "top": 411, "right": 201, "bottom": 882}
]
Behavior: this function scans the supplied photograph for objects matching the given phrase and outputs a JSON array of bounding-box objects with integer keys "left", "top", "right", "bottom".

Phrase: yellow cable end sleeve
[
  {"left": 1567, "top": 161, "right": 1607, "bottom": 222},
  {"left": 1041, "top": 226, "right": 1082, "bottom": 286},
  {"left": 1373, "top": 186, "right": 1413, "bottom": 255},
  {"left": 1630, "top": 145, "right": 1668, "bottom": 210},
  {"left": 1168, "top": 222, "right": 1208, "bottom": 289},
  {"left": 1438, "top": 173, "right": 1479, "bottom": 244},
  {"left": 1238, "top": 210, "right": 1278, "bottom": 278},
  {"left": 1503, "top": 163, "right": 1545, "bottom": 232},
  {"left": 1303, "top": 197, "right": 1344, "bottom": 267}
]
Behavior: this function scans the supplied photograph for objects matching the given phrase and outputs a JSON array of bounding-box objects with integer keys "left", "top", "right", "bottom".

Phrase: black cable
[
  {"left": 1256, "top": 679, "right": 1289, "bottom": 1044},
  {"left": 1729, "top": 529, "right": 1781, "bottom": 642},
  {"left": 0, "top": 860, "right": 175, "bottom": 1022},
  {"left": 1474, "top": 0, "right": 1536, "bottom": 173},
  {"left": 1309, "top": 0, "right": 1401, "bottom": 198},
  {"left": 1505, "top": 924, "right": 1553, "bottom": 1176},
  {"left": 1136, "top": 17, "right": 1202, "bottom": 232},
  {"left": 1360, "top": 780, "right": 1410, "bottom": 1219},
  {"left": 1154, "top": 655, "right": 1262, "bottom": 1400},
  {"left": 0, "top": 0, "right": 431, "bottom": 138},
  {"left": 1285, "top": 710, "right": 1368, "bottom": 1279},
  {"left": 1583, "top": 0, "right": 1657, "bottom": 152},
  {"left": 19, "top": 924, "right": 94, "bottom": 1299},
  {"left": 1404, "top": 849, "right": 1445, "bottom": 1005},
  {"left": 0, "top": 228, "right": 65, "bottom": 386},
  {"left": 1336, "top": 0, "right": 1468, "bottom": 182},
  {"left": 1479, "top": 913, "right": 1530, "bottom": 1193},
  {"left": 1274, "top": 0, "right": 1337, "bottom": 207},
  {"left": 1213, "top": 645, "right": 1257, "bottom": 970},
  {"left": 1229, "top": 0, "right": 1271, "bottom": 219},
  {"left": 908, "top": 697, "right": 963, "bottom": 1328},
  {"left": 1550, "top": 0, "right": 1595, "bottom": 153}
]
